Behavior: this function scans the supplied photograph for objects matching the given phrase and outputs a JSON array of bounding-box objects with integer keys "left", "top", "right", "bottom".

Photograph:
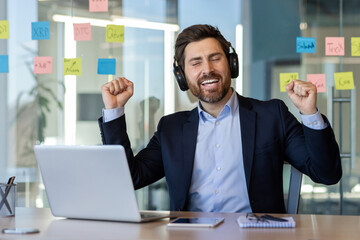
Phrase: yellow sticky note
[
  {"left": 106, "top": 25, "right": 124, "bottom": 42},
  {"left": 334, "top": 72, "right": 355, "bottom": 90},
  {"left": 0, "top": 20, "right": 9, "bottom": 39},
  {"left": 63, "top": 58, "right": 82, "bottom": 76},
  {"left": 280, "top": 73, "right": 299, "bottom": 92},
  {"left": 351, "top": 37, "right": 360, "bottom": 56}
]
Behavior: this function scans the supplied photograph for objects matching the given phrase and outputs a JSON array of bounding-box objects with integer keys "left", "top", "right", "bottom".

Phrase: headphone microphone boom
[{"left": 173, "top": 46, "right": 239, "bottom": 91}]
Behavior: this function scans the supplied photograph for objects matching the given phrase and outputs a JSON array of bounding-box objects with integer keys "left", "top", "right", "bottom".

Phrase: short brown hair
[{"left": 174, "top": 24, "right": 231, "bottom": 70}]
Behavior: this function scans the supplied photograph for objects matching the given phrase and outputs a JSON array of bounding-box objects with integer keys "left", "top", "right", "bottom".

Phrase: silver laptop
[{"left": 34, "top": 145, "right": 171, "bottom": 222}]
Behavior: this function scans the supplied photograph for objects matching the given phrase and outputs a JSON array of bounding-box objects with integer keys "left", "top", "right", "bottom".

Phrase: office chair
[{"left": 286, "top": 166, "right": 303, "bottom": 214}]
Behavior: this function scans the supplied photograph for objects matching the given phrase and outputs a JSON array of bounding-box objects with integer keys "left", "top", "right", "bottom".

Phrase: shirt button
[
  {"left": 307, "top": 122, "right": 311, "bottom": 126},
  {"left": 215, "top": 190, "right": 219, "bottom": 194},
  {"left": 217, "top": 167, "right": 221, "bottom": 171},
  {"left": 313, "top": 121, "right": 318, "bottom": 125},
  {"left": 216, "top": 144, "right": 220, "bottom": 148},
  {"left": 216, "top": 121, "right": 220, "bottom": 126}
]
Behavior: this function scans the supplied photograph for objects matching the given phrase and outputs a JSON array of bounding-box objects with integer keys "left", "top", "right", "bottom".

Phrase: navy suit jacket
[{"left": 98, "top": 94, "right": 342, "bottom": 213}]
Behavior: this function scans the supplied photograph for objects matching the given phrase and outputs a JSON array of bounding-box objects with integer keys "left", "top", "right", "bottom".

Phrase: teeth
[{"left": 201, "top": 79, "right": 219, "bottom": 85}]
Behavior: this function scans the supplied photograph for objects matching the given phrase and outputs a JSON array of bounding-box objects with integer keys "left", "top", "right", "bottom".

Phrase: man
[{"left": 98, "top": 24, "right": 342, "bottom": 213}]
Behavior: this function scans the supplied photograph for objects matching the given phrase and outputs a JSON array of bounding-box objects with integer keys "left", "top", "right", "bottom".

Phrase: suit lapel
[
  {"left": 181, "top": 108, "right": 199, "bottom": 206},
  {"left": 237, "top": 94, "right": 256, "bottom": 190}
]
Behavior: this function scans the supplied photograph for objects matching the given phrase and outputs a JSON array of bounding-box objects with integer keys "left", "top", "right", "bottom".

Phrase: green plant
[{"left": 14, "top": 45, "right": 65, "bottom": 159}]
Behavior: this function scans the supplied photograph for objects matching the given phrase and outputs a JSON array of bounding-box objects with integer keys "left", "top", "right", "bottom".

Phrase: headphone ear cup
[
  {"left": 173, "top": 63, "right": 189, "bottom": 91},
  {"left": 228, "top": 52, "right": 239, "bottom": 78}
]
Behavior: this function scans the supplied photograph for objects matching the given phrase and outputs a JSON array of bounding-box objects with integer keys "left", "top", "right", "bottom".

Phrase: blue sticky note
[
  {"left": 98, "top": 58, "right": 116, "bottom": 75},
  {"left": 296, "top": 37, "right": 315, "bottom": 53},
  {"left": 0, "top": 55, "right": 9, "bottom": 73},
  {"left": 32, "top": 21, "right": 50, "bottom": 40}
]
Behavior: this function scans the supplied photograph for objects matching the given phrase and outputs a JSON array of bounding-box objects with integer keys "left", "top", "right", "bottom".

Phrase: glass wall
[{"left": 0, "top": 0, "right": 359, "bottom": 214}]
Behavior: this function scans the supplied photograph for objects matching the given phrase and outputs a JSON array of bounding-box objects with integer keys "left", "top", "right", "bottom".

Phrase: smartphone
[
  {"left": 167, "top": 217, "right": 224, "bottom": 228},
  {"left": 2, "top": 228, "right": 40, "bottom": 234}
]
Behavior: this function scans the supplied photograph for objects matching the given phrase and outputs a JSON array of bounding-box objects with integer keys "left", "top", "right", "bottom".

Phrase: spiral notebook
[{"left": 237, "top": 215, "right": 296, "bottom": 228}]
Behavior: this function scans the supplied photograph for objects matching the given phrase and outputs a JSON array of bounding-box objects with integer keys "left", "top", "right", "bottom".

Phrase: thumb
[{"left": 285, "top": 80, "right": 294, "bottom": 93}]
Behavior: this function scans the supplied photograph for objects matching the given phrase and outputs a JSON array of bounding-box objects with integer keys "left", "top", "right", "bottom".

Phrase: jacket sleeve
[
  {"left": 98, "top": 115, "right": 165, "bottom": 189},
  {"left": 280, "top": 101, "right": 342, "bottom": 185}
]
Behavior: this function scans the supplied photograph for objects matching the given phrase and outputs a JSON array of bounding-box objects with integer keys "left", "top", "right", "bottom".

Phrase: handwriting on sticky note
[
  {"left": 280, "top": 73, "right": 299, "bottom": 92},
  {"left": 0, "top": 55, "right": 9, "bottom": 73},
  {"left": 0, "top": 20, "right": 9, "bottom": 39},
  {"left": 325, "top": 37, "right": 344, "bottom": 56},
  {"left": 63, "top": 58, "right": 82, "bottom": 76},
  {"left": 351, "top": 37, "right": 360, "bottom": 56},
  {"left": 89, "top": 0, "right": 108, "bottom": 12},
  {"left": 32, "top": 21, "right": 50, "bottom": 40},
  {"left": 34, "top": 57, "right": 52, "bottom": 74},
  {"left": 74, "top": 23, "right": 92, "bottom": 41},
  {"left": 98, "top": 58, "right": 116, "bottom": 75},
  {"left": 307, "top": 74, "right": 326, "bottom": 93},
  {"left": 296, "top": 37, "right": 315, "bottom": 53},
  {"left": 334, "top": 72, "right": 355, "bottom": 90},
  {"left": 106, "top": 25, "right": 124, "bottom": 42}
]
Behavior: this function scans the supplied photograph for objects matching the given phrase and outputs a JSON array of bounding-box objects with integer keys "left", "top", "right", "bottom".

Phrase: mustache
[{"left": 198, "top": 72, "right": 222, "bottom": 83}]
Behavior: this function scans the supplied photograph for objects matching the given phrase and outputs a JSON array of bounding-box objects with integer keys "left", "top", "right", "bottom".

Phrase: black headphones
[{"left": 173, "top": 46, "right": 239, "bottom": 91}]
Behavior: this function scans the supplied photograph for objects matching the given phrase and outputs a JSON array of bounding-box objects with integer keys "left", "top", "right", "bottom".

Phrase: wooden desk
[{"left": 0, "top": 208, "right": 359, "bottom": 239}]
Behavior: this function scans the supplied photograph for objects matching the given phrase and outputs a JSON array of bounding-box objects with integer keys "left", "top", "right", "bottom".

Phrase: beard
[{"left": 188, "top": 72, "right": 231, "bottom": 103}]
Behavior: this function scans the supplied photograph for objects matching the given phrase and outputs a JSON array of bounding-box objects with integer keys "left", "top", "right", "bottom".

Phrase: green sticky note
[
  {"left": 0, "top": 20, "right": 9, "bottom": 39},
  {"left": 63, "top": 58, "right": 82, "bottom": 76},
  {"left": 280, "top": 73, "right": 299, "bottom": 92},
  {"left": 351, "top": 37, "right": 360, "bottom": 56},
  {"left": 334, "top": 72, "right": 355, "bottom": 90},
  {"left": 106, "top": 25, "right": 124, "bottom": 42}
]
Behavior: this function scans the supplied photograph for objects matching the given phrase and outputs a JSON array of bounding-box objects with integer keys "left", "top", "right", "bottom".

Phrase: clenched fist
[{"left": 101, "top": 77, "right": 134, "bottom": 109}]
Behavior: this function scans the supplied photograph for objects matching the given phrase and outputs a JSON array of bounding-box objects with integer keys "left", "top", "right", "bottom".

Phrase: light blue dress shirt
[{"left": 103, "top": 90, "right": 326, "bottom": 212}]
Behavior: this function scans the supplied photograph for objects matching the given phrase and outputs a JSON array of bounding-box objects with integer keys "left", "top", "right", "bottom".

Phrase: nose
[{"left": 202, "top": 60, "right": 214, "bottom": 75}]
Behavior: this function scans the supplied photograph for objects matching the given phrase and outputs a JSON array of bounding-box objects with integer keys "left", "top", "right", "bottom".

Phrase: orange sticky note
[
  {"left": 34, "top": 56, "right": 53, "bottom": 74},
  {"left": 334, "top": 72, "right": 355, "bottom": 90},
  {"left": 74, "top": 23, "right": 92, "bottom": 41},
  {"left": 307, "top": 74, "right": 326, "bottom": 93},
  {"left": 89, "top": 0, "right": 108, "bottom": 12},
  {"left": 0, "top": 20, "right": 9, "bottom": 39},
  {"left": 280, "top": 73, "right": 299, "bottom": 92},
  {"left": 325, "top": 37, "right": 344, "bottom": 56}
]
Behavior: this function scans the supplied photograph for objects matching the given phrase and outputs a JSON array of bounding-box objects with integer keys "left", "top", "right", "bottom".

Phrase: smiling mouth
[{"left": 201, "top": 79, "right": 219, "bottom": 86}]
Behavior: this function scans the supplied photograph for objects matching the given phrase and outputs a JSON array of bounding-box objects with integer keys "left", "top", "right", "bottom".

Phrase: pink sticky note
[
  {"left": 325, "top": 37, "right": 344, "bottom": 56},
  {"left": 307, "top": 74, "right": 326, "bottom": 93},
  {"left": 34, "top": 56, "right": 52, "bottom": 74},
  {"left": 89, "top": 0, "right": 108, "bottom": 12},
  {"left": 73, "top": 23, "right": 92, "bottom": 41}
]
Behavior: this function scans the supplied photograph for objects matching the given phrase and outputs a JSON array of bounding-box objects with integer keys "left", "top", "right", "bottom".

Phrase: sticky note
[
  {"left": 63, "top": 58, "right": 82, "bottom": 76},
  {"left": 32, "top": 21, "right": 50, "bottom": 40},
  {"left": 307, "top": 74, "right": 326, "bottom": 93},
  {"left": 0, "top": 20, "right": 9, "bottom": 39},
  {"left": 89, "top": 0, "right": 108, "bottom": 12},
  {"left": 351, "top": 37, "right": 360, "bottom": 56},
  {"left": 0, "top": 55, "right": 9, "bottom": 73},
  {"left": 280, "top": 73, "right": 299, "bottom": 92},
  {"left": 334, "top": 72, "right": 355, "bottom": 90},
  {"left": 106, "top": 25, "right": 124, "bottom": 42},
  {"left": 34, "top": 56, "right": 52, "bottom": 74},
  {"left": 296, "top": 37, "right": 315, "bottom": 53},
  {"left": 325, "top": 37, "right": 344, "bottom": 56},
  {"left": 98, "top": 58, "right": 116, "bottom": 75},
  {"left": 74, "top": 23, "right": 92, "bottom": 41}
]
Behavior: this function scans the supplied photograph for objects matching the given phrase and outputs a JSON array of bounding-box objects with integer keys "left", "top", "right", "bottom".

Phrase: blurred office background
[{"left": 0, "top": 0, "right": 359, "bottom": 215}]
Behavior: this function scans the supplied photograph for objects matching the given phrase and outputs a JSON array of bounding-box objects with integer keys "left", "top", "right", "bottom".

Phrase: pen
[{"left": 0, "top": 176, "right": 16, "bottom": 214}]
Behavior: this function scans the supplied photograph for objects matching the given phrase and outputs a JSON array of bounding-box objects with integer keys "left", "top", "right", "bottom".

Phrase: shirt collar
[{"left": 198, "top": 88, "right": 239, "bottom": 122}]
